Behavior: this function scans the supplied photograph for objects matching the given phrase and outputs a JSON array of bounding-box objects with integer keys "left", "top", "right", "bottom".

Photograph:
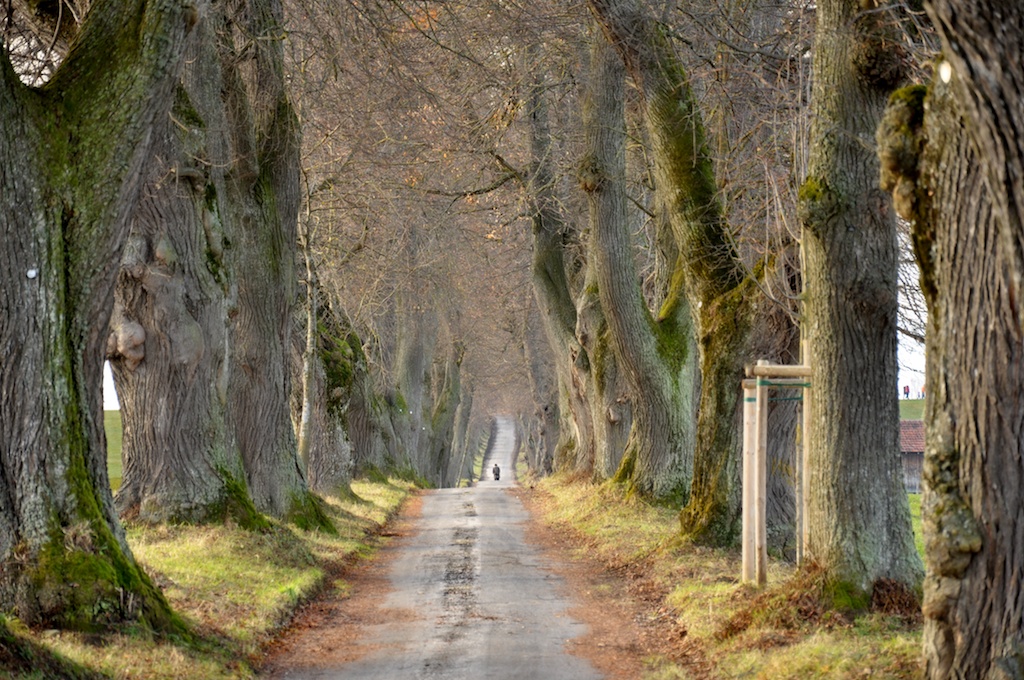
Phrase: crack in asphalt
[{"left": 421, "top": 504, "right": 480, "bottom": 677}]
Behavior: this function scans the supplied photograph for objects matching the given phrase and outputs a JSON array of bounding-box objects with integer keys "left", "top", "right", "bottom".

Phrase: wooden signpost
[{"left": 741, "top": 354, "right": 811, "bottom": 586}]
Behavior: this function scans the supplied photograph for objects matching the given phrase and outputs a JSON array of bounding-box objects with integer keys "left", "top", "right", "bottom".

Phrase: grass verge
[
  {"left": 527, "top": 475, "right": 923, "bottom": 679},
  {"left": 1, "top": 478, "right": 416, "bottom": 679}
]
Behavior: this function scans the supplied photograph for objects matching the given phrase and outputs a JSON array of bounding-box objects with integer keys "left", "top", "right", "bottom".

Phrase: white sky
[
  {"left": 103, "top": 362, "right": 119, "bottom": 410},
  {"left": 898, "top": 336, "right": 927, "bottom": 399}
]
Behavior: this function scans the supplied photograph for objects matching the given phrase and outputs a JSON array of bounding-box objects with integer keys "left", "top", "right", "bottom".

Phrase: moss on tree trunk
[
  {"left": 799, "top": 0, "right": 921, "bottom": 594},
  {"left": 880, "top": 10, "right": 1024, "bottom": 668},
  {"left": 589, "top": 0, "right": 757, "bottom": 515},
  {"left": 0, "top": 0, "right": 193, "bottom": 630},
  {"left": 525, "top": 62, "right": 598, "bottom": 478}
]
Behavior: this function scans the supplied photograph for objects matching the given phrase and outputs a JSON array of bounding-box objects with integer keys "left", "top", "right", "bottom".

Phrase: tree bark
[
  {"left": 799, "top": 0, "right": 921, "bottom": 591},
  {"left": 447, "top": 384, "right": 474, "bottom": 487},
  {"left": 427, "top": 341, "right": 464, "bottom": 487},
  {"left": 881, "top": 1, "right": 1024, "bottom": 673},
  {"left": 340, "top": 331, "right": 393, "bottom": 475},
  {"left": 525, "top": 60, "right": 598, "bottom": 477},
  {"left": 581, "top": 24, "right": 696, "bottom": 500},
  {"left": 217, "top": 0, "right": 322, "bottom": 525},
  {"left": 110, "top": 22, "right": 249, "bottom": 525},
  {"left": 392, "top": 268, "right": 438, "bottom": 477},
  {"left": 296, "top": 235, "right": 318, "bottom": 472},
  {"left": 0, "top": 0, "right": 192, "bottom": 630},
  {"left": 589, "top": 0, "right": 757, "bottom": 517},
  {"left": 289, "top": 296, "right": 354, "bottom": 496},
  {"left": 522, "top": 296, "right": 558, "bottom": 476},
  {"left": 574, "top": 242, "right": 633, "bottom": 482}
]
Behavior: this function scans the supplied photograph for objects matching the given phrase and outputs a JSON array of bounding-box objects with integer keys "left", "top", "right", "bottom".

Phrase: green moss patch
[
  {"left": 285, "top": 492, "right": 337, "bottom": 536},
  {"left": 216, "top": 470, "right": 272, "bottom": 532}
]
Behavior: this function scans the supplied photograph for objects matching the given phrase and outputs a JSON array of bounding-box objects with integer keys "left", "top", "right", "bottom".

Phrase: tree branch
[{"left": 419, "top": 170, "right": 518, "bottom": 198}]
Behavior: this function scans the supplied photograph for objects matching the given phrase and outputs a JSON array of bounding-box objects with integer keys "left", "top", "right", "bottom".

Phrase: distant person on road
[{"left": 492, "top": 464, "right": 500, "bottom": 481}]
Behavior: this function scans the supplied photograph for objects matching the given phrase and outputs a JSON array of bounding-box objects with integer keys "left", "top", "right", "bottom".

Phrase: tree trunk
[
  {"left": 289, "top": 297, "right": 354, "bottom": 496},
  {"left": 0, "top": 0, "right": 191, "bottom": 630},
  {"left": 525, "top": 61, "right": 597, "bottom": 477},
  {"left": 392, "top": 289, "right": 438, "bottom": 478},
  {"left": 880, "top": 1, "right": 1024, "bottom": 672},
  {"left": 575, "top": 246, "right": 633, "bottom": 481},
  {"left": 588, "top": 0, "right": 752, "bottom": 514},
  {"left": 447, "top": 384, "right": 474, "bottom": 487},
  {"left": 438, "top": 342, "right": 466, "bottom": 485},
  {"left": 522, "top": 296, "right": 559, "bottom": 475},
  {"left": 799, "top": 0, "right": 921, "bottom": 591},
  {"left": 759, "top": 304, "right": 803, "bottom": 554},
  {"left": 296, "top": 236, "right": 317, "bottom": 471},
  {"left": 217, "top": 0, "right": 324, "bottom": 526},
  {"left": 427, "top": 341, "right": 463, "bottom": 487},
  {"left": 110, "top": 22, "right": 251, "bottom": 525},
  {"left": 581, "top": 24, "right": 697, "bottom": 500},
  {"left": 339, "top": 331, "right": 392, "bottom": 475}
]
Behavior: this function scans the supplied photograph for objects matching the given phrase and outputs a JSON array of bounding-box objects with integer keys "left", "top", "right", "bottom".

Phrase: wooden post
[
  {"left": 755, "top": 361, "right": 769, "bottom": 586},
  {"left": 741, "top": 381, "right": 757, "bottom": 583},
  {"left": 801, "top": 339, "right": 812, "bottom": 563},
  {"left": 794, "top": 341, "right": 805, "bottom": 566},
  {"left": 739, "top": 362, "right": 811, "bottom": 586}
]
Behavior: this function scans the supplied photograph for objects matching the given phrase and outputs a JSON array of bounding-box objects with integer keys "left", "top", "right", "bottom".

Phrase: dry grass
[
  {"left": 530, "top": 474, "right": 924, "bottom": 680},
  {"left": 0, "top": 478, "right": 416, "bottom": 679}
]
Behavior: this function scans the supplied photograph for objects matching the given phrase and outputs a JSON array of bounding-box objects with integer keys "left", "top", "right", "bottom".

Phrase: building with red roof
[{"left": 900, "top": 420, "right": 925, "bottom": 493}]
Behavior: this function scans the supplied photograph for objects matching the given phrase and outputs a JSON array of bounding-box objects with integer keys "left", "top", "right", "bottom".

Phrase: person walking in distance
[{"left": 492, "top": 464, "right": 500, "bottom": 481}]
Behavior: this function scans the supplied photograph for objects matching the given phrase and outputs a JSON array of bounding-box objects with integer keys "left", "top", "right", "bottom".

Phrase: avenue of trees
[{"left": 2, "top": 0, "right": 1023, "bottom": 675}]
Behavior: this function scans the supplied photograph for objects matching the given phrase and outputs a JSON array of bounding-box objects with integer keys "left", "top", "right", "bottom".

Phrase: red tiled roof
[{"left": 901, "top": 420, "right": 925, "bottom": 453}]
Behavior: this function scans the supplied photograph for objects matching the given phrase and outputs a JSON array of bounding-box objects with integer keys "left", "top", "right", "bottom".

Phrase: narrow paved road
[{"left": 265, "top": 416, "right": 603, "bottom": 680}]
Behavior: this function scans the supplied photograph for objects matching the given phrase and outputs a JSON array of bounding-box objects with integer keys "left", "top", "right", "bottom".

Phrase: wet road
[{"left": 266, "top": 416, "right": 602, "bottom": 680}]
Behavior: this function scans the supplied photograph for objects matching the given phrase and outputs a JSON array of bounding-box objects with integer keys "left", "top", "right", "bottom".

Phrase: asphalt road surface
[{"left": 267, "top": 416, "right": 603, "bottom": 680}]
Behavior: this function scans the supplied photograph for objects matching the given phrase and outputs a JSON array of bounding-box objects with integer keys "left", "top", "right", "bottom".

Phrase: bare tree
[
  {"left": 107, "top": 0, "right": 330, "bottom": 528},
  {"left": 799, "top": 0, "right": 922, "bottom": 592},
  {"left": 110, "top": 18, "right": 248, "bottom": 525},
  {"left": 0, "top": 0, "right": 193, "bottom": 629},
  {"left": 579, "top": 21, "right": 698, "bottom": 499},
  {"left": 880, "top": 0, "right": 1024, "bottom": 673}
]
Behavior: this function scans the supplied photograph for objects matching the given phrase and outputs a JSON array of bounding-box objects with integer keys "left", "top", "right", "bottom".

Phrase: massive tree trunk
[
  {"left": 392, "top": 288, "right": 438, "bottom": 477},
  {"left": 581, "top": 25, "right": 696, "bottom": 500},
  {"left": 289, "top": 293, "right": 354, "bottom": 496},
  {"left": 755, "top": 302, "right": 803, "bottom": 553},
  {"left": 522, "top": 297, "right": 559, "bottom": 476},
  {"left": 426, "top": 341, "right": 464, "bottom": 487},
  {"left": 525, "top": 63, "right": 598, "bottom": 477},
  {"left": 447, "top": 384, "right": 474, "bottom": 487},
  {"left": 799, "top": 0, "right": 921, "bottom": 591},
  {"left": 880, "top": 1, "right": 1024, "bottom": 673},
  {"left": 588, "top": 0, "right": 755, "bottom": 519},
  {"left": 340, "top": 332, "right": 394, "bottom": 475},
  {"left": 219, "top": 0, "right": 320, "bottom": 523},
  {"left": 109, "top": 22, "right": 248, "bottom": 525},
  {"left": 111, "top": 0, "right": 320, "bottom": 526},
  {"left": 575, "top": 240, "right": 633, "bottom": 482},
  {"left": 0, "top": 0, "right": 191, "bottom": 630}
]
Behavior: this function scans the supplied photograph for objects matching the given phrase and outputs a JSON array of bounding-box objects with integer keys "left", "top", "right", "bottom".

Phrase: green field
[
  {"left": 899, "top": 399, "right": 924, "bottom": 420},
  {"left": 104, "top": 410, "right": 123, "bottom": 490},
  {"left": 908, "top": 492, "right": 924, "bottom": 558}
]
